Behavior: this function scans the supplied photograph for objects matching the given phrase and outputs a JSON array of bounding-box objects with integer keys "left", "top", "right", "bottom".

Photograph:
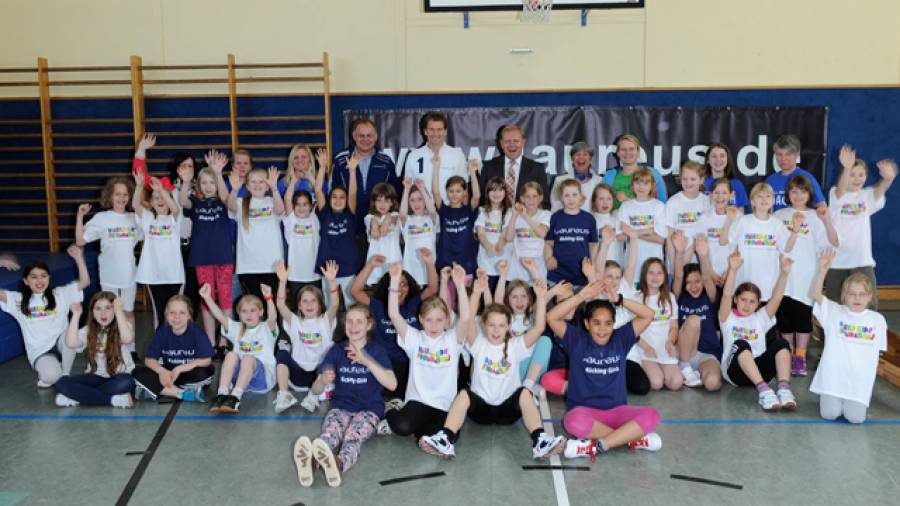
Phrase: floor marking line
[
  {"left": 115, "top": 400, "right": 181, "bottom": 506},
  {"left": 123, "top": 451, "right": 145, "bottom": 456},
  {"left": 522, "top": 465, "right": 590, "bottom": 471},
  {"left": 538, "top": 394, "right": 570, "bottom": 506},
  {"left": 378, "top": 471, "right": 446, "bottom": 486},
  {"left": 670, "top": 474, "right": 743, "bottom": 490}
]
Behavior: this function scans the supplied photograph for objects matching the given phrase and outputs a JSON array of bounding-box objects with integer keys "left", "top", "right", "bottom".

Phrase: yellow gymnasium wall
[{"left": 0, "top": 0, "right": 898, "bottom": 96}]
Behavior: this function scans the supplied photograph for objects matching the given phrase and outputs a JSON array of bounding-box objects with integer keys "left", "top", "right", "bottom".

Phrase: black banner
[{"left": 342, "top": 106, "right": 828, "bottom": 197}]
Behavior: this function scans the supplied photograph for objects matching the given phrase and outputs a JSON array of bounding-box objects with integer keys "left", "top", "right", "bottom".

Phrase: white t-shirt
[
  {"left": 135, "top": 210, "right": 185, "bottom": 285},
  {"left": 720, "top": 308, "right": 776, "bottom": 385},
  {"left": 829, "top": 187, "right": 884, "bottom": 269},
  {"left": 618, "top": 199, "right": 667, "bottom": 283},
  {"left": 697, "top": 209, "right": 734, "bottom": 277},
  {"left": 0, "top": 282, "right": 82, "bottom": 366},
  {"left": 628, "top": 292, "right": 678, "bottom": 364},
  {"left": 467, "top": 334, "right": 533, "bottom": 405},
  {"left": 73, "top": 326, "right": 135, "bottom": 377},
  {"left": 404, "top": 144, "right": 468, "bottom": 206},
  {"left": 593, "top": 211, "right": 623, "bottom": 266},
  {"left": 774, "top": 208, "right": 832, "bottom": 305},
  {"left": 223, "top": 319, "right": 277, "bottom": 392},
  {"left": 665, "top": 191, "right": 710, "bottom": 245},
  {"left": 401, "top": 214, "right": 436, "bottom": 286},
  {"left": 400, "top": 327, "right": 463, "bottom": 411},
  {"left": 230, "top": 197, "right": 283, "bottom": 275},
  {"left": 82, "top": 210, "right": 140, "bottom": 289},
  {"left": 726, "top": 214, "right": 789, "bottom": 300},
  {"left": 510, "top": 314, "right": 529, "bottom": 340},
  {"left": 810, "top": 298, "right": 887, "bottom": 407},
  {"left": 509, "top": 210, "right": 550, "bottom": 282},
  {"left": 365, "top": 213, "right": 402, "bottom": 285},
  {"left": 550, "top": 174, "right": 604, "bottom": 213},
  {"left": 475, "top": 208, "right": 513, "bottom": 276},
  {"left": 283, "top": 213, "right": 321, "bottom": 283},
  {"left": 286, "top": 314, "right": 335, "bottom": 372}
]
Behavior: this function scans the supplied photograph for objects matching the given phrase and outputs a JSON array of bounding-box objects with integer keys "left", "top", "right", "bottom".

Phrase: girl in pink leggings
[{"left": 546, "top": 280, "right": 663, "bottom": 460}]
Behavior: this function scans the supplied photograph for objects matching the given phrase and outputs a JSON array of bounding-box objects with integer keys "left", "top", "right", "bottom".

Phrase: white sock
[
  {"left": 218, "top": 387, "right": 230, "bottom": 396},
  {"left": 111, "top": 394, "right": 131, "bottom": 408},
  {"left": 231, "top": 387, "right": 244, "bottom": 400}
]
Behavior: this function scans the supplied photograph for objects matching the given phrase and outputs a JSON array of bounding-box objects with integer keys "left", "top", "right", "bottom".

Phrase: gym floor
[{"left": 1, "top": 311, "right": 899, "bottom": 506}]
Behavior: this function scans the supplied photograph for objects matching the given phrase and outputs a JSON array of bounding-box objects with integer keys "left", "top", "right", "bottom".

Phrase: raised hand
[
  {"left": 137, "top": 133, "right": 156, "bottom": 151},
  {"left": 671, "top": 230, "right": 688, "bottom": 252},
  {"left": 348, "top": 152, "right": 360, "bottom": 172},
  {"left": 533, "top": 278, "right": 548, "bottom": 299},
  {"left": 66, "top": 244, "right": 83, "bottom": 261},
  {"left": 321, "top": 260, "right": 339, "bottom": 282},
  {"left": 520, "top": 256, "right": 535, "bottom": 270},
  {"left": 553, "top": 281, "right": 574, "bottom": 300},
  {"left": 112, "top": 296, "right": 124, "bottom": 314},
  {"left": 275, "top": 260, "right": 288, "bottom": 281},
  {"left": 473, "top": 271, "right": 489, "bottom": 292},
  {"left": 727, "top": 250, "right": 743, "bottom": 270},
  {"left": 512, "top": 203, "right": 526, "bottom": 215},
  {"left": 600, "top": 279, "right": 619, "bottom": 302},
  {"left": 315, "top": 148, "right": 328, "bottom": 170},
  {"left": 579, "top": 280, "right": 605, "bottom": 300},
  {"left": 198, "top": 283, "right": 212, "bottom": 299},
  {"left": 388, "top": 261, "right": 403, "bottom": 280},
  {"left": 468, "top": 159, "right": 479, "bottom": 173},
  {"left": 440, "top": 266, "right": 452, "bottom": 280},
  {"left": 227, "top": 171, "right": 241, "bottom": 191},
  {"left": 77, "top": 203, "right": 92, "bottom": 216},
  {"left": 403, "top": 178, "right": 413, "bottom": 190},
  {"left": 450, "top": 263, "right": 466, "bottom": 285},
  {"left": 267, "top": 166, "right": 280, "bottom": 189},
  {"left": 877, "top": 159, "right": 898, "bottom": 182},
  {"left": 818, "top": 249, "right": 836, "bottom": 271},
  {"left": 431, "top": 153, "right": 441, "bottom": 169},
  {"left": 839, "top": 144, "right": 856, "bottom": 170},
  {"left": 497, "top": 259, "right": 508, "bottom": 277},
  {"left": 694, "top": 234, "right": 709, "bottom": 257},
  {"left": 70, "top": 302, "right": 83, "bottom": 315},
  {"left": 205, "top": 149, "right": 228, "bottom": 174},
  {"left": 780, "top": 256, "right": 794, "bottom": 274},
  {"left": 149, "top": 177, "right": 163, "bottom": 192},
  {"left": 260, "top": 284, "right": 272, "bottom": 298},
  {"left": 816, "top": 204, "right": 829, "bottom": 221},
  {"left": 581, "top": 257, "right": 594, "bottom": 279},
  {"left": 601, "top": 225, "right": 616, "bottom": 244},
  {"left": 419, "top": 247, "right": 434, "bottom": 265},
  {"left": 414, "top": 178, "right": 426, "bottom": 190},
  {"left": 370, "top": 254, "right": 386, "bottom": 268}
]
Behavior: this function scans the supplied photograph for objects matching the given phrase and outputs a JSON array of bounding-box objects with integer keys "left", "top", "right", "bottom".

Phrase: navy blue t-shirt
[
  {"left": 678, "top": 291, "right": 722, "bottom": 359},
  {"left": 184, "top": 196, "right": 234, "bottom": 267},
  {"left": 547, "top": 210, "right": 598, "bottom": 286},
  {"left": 315, "top": 206, "right": 359, "bottom": 277},
  {"left": 145, "top": 322, "right": 215, "bottom": 369},
  {"left": 764, "top": 167, "right": 826, "bottom": 211},
  {"left": 318, "top": 340, "right": 393, "bottom": 417},
  {"left": 436, "top": 205, "right": 478, "bottom": 272},
  {"left": 561, "top": 321, "right": 636, "bottom": 410},
  {"left": 370, "top": 295, "right": 422, "bottom": 364}
]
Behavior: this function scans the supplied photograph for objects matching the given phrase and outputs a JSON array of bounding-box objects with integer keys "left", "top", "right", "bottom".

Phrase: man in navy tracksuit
[{"left": 329, "top": 118, "right": 401, "bottom": 273}]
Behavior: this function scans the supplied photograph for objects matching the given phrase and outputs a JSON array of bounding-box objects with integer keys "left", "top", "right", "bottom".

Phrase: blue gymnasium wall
[{"left": 1, "top": 88, "right": 898, "bottom": 281}]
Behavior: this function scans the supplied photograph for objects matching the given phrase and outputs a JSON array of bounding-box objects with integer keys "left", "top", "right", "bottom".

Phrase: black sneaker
[
  {"left": 208, "top": 394, "right": 227, "bottom": 413},
  {"left": 218, "top": 395, "right": 240, "bottom": 414}
]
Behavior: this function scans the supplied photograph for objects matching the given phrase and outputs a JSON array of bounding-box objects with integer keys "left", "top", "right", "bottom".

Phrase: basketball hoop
[{"left": 521, "top": 0, "right": 552, "bottom": 23}]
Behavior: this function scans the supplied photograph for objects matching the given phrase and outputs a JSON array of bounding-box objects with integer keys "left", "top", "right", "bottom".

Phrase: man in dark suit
[{"left": 478, "top": 124, "right": 550, "bottom": 209}]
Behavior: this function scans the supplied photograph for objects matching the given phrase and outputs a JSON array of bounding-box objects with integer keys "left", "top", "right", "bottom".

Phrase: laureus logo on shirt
[
  {"left": 839, "top": 202, "right": 866, "bottom": 216},
  {"left": 516, "top": 227, "right": 538, "bottom": 239},
  {"left": 628, "top": 214, "right": 654, "bottom": 228},
  {"left": 705, "top": 227, "right": 721, "bottom": 239},
  {"left": 676, "top": 211, "right": 701, "bottom": 225},
  {"left": 406, "top": 223, "right": 432, "bottom": 235},
  {"left": 148, "top": 224, "right": 174, "bottom": 237},
  {"left": 25, "top": 305, "right": 56, "bottom": 319},
  {"left": 742, "top": 233, "right": 776, "bottom": 247},
  {"left": 481, "top": 356, "right": 511, "bottom": 376},
  {"left": 730, "top": 326, "right": 758, "bottom": 341},
  {"left": 654, "top": 305, "right": 672, "bottom": 322},
  {"left": 239, "top": 340, "right": 264, "bottom": 353},
  {"left": 484, "top": 222, "right": 502, "bottom": 234},
  {"left": 249, "top": 207, "right": 273, "bottom": 219},
  {"left": 781, "top": 219, "right": 810, "bottom": 235},
  {"left": 299, "top": 332, "right": 322, "bottom": 345},
  {"left": 839, "top": 321, "right": 876, "bottom": 341},
  {"left": 416, "top": 346, "right": 451, "bottom": 364},
  {"left": 106, "top": 226, "right": 136, "bottom": 239},
  {"left": 293, "top": 223, "right": 315, "bottom": 236}
]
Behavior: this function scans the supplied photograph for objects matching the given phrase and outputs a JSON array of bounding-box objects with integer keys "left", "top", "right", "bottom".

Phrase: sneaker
[
  {"left": 776, "top": 388, "right": 797, "bottom": 410},
  {"left": 217, "top": 395, "right": 240, "bottom": 414},
  {"left": 133, "top": 383, "right": 155, "bottom": 401},
  {"left": 319, "top": 384, "right": 334, "bottom": 401},
  {"left": 627, "top": 432, "right": 662, "bottom": 451},
  {"left": 208, "top": 394, "right": 227, "bottom": 413},
  {"left": 54, "top": 393, "right": 79, "bottom": 407},
  {"left": 181, "top": 385, "right": 206, "bottom": 403},
  {"left": 376, "top": 419, "right": 393, "bottom": 436},
  {"left": 564, "top": 439, "right": 600, "bottom": 462},
  {"left": 384, "top": 398, "right": 404, "bottom": 413},
  {"left": 36, "top": 379, "right": 52, "bottom": 388},
  {"left": 292, "top": 436, "right": 314, "bottom": 487},
  {"left": 111, "top": 393, "right": 134, "bottom": 409},
  {"left": 312, "top": 438, "right": 341, "bottom": 488},
  {"left": 418, "top": 430, "right": 455, "bottom": 459},
  {"left": 758, "top": 389, "right": 781, "bottom": 411},
  {"left": 274, "top": 391, "right": 299, "bottom": 414},
  {"left": 681, "top": 366, "right": 703, "bottom": 388},
  {"left": 300, "top": 391, "right": 320, "bottom": 413},
  {"left": 794, "top": 357, "right": 808, "bottom": 377},
  {"left": 532, "top": 432, "right": 567, "bottom": 460}
]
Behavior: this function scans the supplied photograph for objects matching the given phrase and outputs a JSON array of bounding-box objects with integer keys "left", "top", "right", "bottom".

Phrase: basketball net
[{"left": 521, "top": 0, "right": 552, "bottom": 23}]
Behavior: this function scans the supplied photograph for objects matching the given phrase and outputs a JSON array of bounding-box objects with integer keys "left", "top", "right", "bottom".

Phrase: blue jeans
[{"left": 55, "top": 373, "right": 135, "bottom": 406}]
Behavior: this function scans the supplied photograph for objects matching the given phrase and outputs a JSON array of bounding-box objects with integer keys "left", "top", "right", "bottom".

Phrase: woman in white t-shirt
[
  {"left": 0, "top": 245, "right": 88, "bottom": 387},
  {"left": 809, "top": 250, "right": 887, "bottom": 424},
  {"left": 418, "top": 276, "right": 566, "bottom": 461},
  {"left": 718, "top": 250, "right": 795, "bottom": 412},
  {"left": 54, "top": 291, "right": 135, "bottom": 408},
  {"left": 825, "top": 145, "right": 896, "bottom": 308}
]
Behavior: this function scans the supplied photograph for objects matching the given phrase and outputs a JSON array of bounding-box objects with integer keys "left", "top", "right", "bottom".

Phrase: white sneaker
[
  {"left": 376, "top": 419, "right": 393, "bottom": 436},
  {"left": 384, "top": 398, "right": 404, "bottom": 413},
  {"left": 758, "top": 389, "right": 781, "bottom": 411},
  {"left": 54, "top": 393, "right": 79, "bottom": 407},
  {"left": 776, "top": 388, "right": 797, "bottom": 410},
  {"left": 532, "top": 432, "right": 566, "bottom": 460},
  {"left": 564, "top": 439, "right": 600, "bottom": 460},
  {"left": 274, "top": 391, "right": 298, "bottom": 414},
  {"left": 300, "top": 391, "right": 320, "bottom": 413},
  {"left": 319, "top": 383, "right": 334, "bottom": 401},
  {"left": 418, "top": 430, "right": 455, "bottom": 459},
  {"left": 37, "top": 379, "right": 52, "bottom": 388},
  {"left": 681, "top": 366, "right": 703, "bottom": 388},
  {"left": 292, "top": 436, "right": 314, "bottom": 487},
  {"left": 627, "top": 432, "right": 662, "bottom": 451},
  {"left": 111, "top": 393, "right": 134, "bottom": 409}
]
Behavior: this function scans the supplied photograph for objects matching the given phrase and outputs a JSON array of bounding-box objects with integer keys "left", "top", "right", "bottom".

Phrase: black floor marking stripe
[
  {"left": 522, "top": 465, "right": 590, "bottom": 471},
  {"left": 670, "top": 474, "right": 743, "bottom": 490},
  {"left": 124, "top": 451, "right": 144, "bottom": 456},
  {"left": 379, "top": 471, "right": 446, "bottom": 486},
  {"left": 116, "top": 401, "right": 181, "bottom": 505}
]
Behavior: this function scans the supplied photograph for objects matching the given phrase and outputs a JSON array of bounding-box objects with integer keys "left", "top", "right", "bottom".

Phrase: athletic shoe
[
  {"left": 532, "top": 432, "right": 566, "bottom": 460},
  {"left": 54, "top": 393, "right": 79, "bottom": 407},
  {"left": 111, "top": 393, "right": 134, "bottom": 409},
  {"left": 681, "top": 366, "right": 703, "bottom": 388},
  {"left": 274, "top": 391, "right": 298, "bottom": 414},
  {"left": 292, "top": 436, "right": 314, "bottom": 487},
  {"left": 758, "top": 389, "right": 781, "bottom": 411},
  {"left": 384, "top": 398, "right": 404, "bottom": 413},
  {"left": 36, "top": 379, "right": 52, "bottom": 388},
  {"left": 418, "top": 430, "right": 455, "bottom": 459},
  {"left": 133, "top": 383, "right": 155, "bottom": 401},
  {"left": 208, "top": 394, "right": 227, "bottom": 413},
  {"left": 776, "top": 388, "right": 797, "bottom": 410},
  {"left": 627, "top": 432, "right": 662, "bottom": 451},
  {"left": 376, "top": 419, "right": 393, "bottom": 436},
  {"left": 319, "top": 384, "right": 334, "bottom": 401},
  {"left": 312, "top": 438, "right": 342, "bottom": 487},
  {"left": 300, "top": 391, "right": 320, "bottom": 413},
  {"left": 217, "top": 395, "right": 240, "bottom": 414},
  {"left": 794, "top": 357, "right": 808, "bottom": 377},
  {"left": 181, "top": 385, "right": 206, "bottom": 403},
  {"left": 564, "top": 439, "right": 600, "bottom": 462}
]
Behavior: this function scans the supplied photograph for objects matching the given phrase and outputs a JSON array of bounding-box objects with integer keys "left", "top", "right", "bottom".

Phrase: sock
[
  {"left": 231, "top": 387, "right": 244, "bottom": 400},
  {"left": 756, "top": 382, "right": 772, "bottom": 393},
  {"left": 442, "top": 427, "right": 458, "bottom": 443},
  {"left": 217, "top": 387, "right": 230, "bottom": 396},
  {"left": 595, "top": 438, "right": 610, "bottom": 453},
  {"left": 530, "top": 428, "right": 543, "bottom": 446},
  {"left": 795, "top": 347, "right": 807, "bottom": 359},
  {"left": 679, "top": 361, "right": 690, "bottom": 370},
  {"left": 777, "top": 380, "right": 791, "bottom": 391}
]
